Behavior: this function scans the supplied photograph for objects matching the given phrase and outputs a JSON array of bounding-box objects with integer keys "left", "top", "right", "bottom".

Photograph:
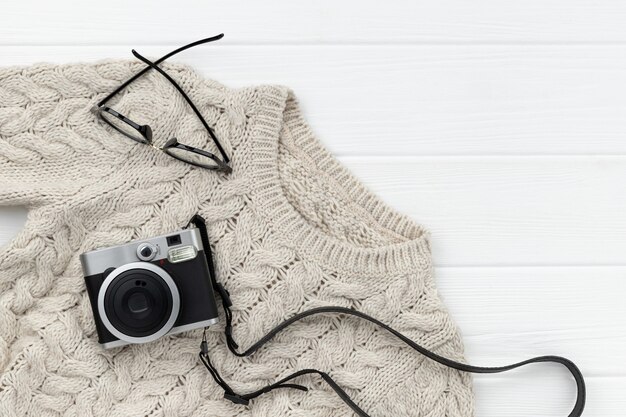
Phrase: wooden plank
[
  {"left": 2, "top": 45, "right": 626, "bottom": 156},
  {"left": 473, "top": 376, "right": 623, "bottom": 417},
  {"left": 343, "top": 156, "right": 626, "bottom": 267},
  {"left": 436, "top": 267, "right": 626, "bottom": 375},
  {"left": 440, "top": 271, "right": 626, "bottom": 416},
  {"left": 2, "top": 1, "right": 626, "bottom": 44},
  {"left": 437, "top": 266, "right": 626, "bottom": 339}
]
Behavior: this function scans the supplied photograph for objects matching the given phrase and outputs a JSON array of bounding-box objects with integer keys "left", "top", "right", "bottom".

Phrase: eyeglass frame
[{"left": 92, "top": 34, "right": 232, "bottom": 174}]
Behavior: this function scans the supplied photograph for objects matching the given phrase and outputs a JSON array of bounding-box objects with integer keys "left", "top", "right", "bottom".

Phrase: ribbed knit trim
[{"left": 248, "top": 86, "right": 433, "bottom": 275}]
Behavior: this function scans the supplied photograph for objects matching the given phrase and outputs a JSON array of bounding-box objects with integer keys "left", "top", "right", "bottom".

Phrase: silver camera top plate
[{"left": 80, "top": 228, "right": 204, "bottom": 277}]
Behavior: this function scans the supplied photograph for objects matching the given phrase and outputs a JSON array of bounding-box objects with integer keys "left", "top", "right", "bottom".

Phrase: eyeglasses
[{"left": 93, "top": 34, "right": 232, "bottom": 174}]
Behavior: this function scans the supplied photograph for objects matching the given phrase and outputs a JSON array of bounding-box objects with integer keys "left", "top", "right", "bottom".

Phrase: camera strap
[{"left": 188, "top": 214, "right": 586, "bottom": 417}]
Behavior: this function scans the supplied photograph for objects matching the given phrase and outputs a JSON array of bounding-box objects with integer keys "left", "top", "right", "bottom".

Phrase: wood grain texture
[
  {"left": 2, "top": 1, "right": 626, "bottom": 44},
  {"left": 437, "top": 267, "right": 626, "bottom": 373},
  {"left": 1, "top": 1, "right": 625, "bottom": 415},
  {"left": 473, "top": 376, "right": 623, "bottom": 417},
  {"left": 346, "top": 156, "right": 626, "bottom": 267}
]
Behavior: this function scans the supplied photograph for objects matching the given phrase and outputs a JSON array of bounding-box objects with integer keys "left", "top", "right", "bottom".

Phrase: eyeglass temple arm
[
  {"left": 96, "top": 34, "right": 224, "bottom": 108},
  {"left": 131, "top": 49, "right": 230, "bottom": 164}
]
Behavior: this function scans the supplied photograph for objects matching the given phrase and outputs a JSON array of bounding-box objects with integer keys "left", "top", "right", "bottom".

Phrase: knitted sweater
[{"left": 0, "top": 61, "right": 473, "bottom": 417}]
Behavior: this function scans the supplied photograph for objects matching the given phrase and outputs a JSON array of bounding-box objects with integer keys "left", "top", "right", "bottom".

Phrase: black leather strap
[{"left": 189, "top": 214, "right": 586, "bottom": 417}]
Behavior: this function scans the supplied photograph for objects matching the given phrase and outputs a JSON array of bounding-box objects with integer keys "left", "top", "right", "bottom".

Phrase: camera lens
[
  {"left": 136, "top": 243, "right": 157, "bottom": 261},
  {"left": 98, "top": 263, "right": 180, "bottom": 343},
  {"left": 128, "top": 292, "right": 149, "bottom": 313}
]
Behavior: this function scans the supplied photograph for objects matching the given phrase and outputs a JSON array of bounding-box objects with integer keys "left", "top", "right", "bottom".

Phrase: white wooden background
[{"left": 1, "top": 1, "right": 625, "bottom": 416}]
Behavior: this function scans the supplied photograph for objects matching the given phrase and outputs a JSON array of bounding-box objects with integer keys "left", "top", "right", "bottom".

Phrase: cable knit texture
[{"left": 0, "top": 60, "right": 473, "bottom": 417}]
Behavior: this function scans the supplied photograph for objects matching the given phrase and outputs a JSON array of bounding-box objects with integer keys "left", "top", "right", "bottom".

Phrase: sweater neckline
[{"left": 247, "top": 86, "right": 433, "bottom": 275}]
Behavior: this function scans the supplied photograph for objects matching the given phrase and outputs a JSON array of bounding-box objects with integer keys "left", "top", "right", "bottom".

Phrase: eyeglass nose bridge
[{"left": 152, "top": 137, "right": 177, "bottom": 151}]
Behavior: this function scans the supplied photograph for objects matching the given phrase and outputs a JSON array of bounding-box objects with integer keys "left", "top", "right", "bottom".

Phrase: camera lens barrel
[{"left": 97, "top": 262, "right": 180, "bottom": 344}]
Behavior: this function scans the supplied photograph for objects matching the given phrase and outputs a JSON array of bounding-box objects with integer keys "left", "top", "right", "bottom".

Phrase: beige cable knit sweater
[{"left": 0, "top": 60, "right": 473, "bottom": 417}]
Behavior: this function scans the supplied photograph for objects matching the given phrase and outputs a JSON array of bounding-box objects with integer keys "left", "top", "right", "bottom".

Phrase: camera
[{"left": 80, "top": 227, "right": 219, "bottom": 349}]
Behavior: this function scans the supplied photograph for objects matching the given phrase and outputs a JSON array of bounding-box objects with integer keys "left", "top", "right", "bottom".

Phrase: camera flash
[{"left": 167, "top": 245, "right": 197, "bottom": 263}]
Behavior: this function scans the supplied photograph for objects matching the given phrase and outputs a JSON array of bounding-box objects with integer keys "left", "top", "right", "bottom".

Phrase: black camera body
[{"left": 80, "top": 228, "right": 219, "bottom": 349}]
